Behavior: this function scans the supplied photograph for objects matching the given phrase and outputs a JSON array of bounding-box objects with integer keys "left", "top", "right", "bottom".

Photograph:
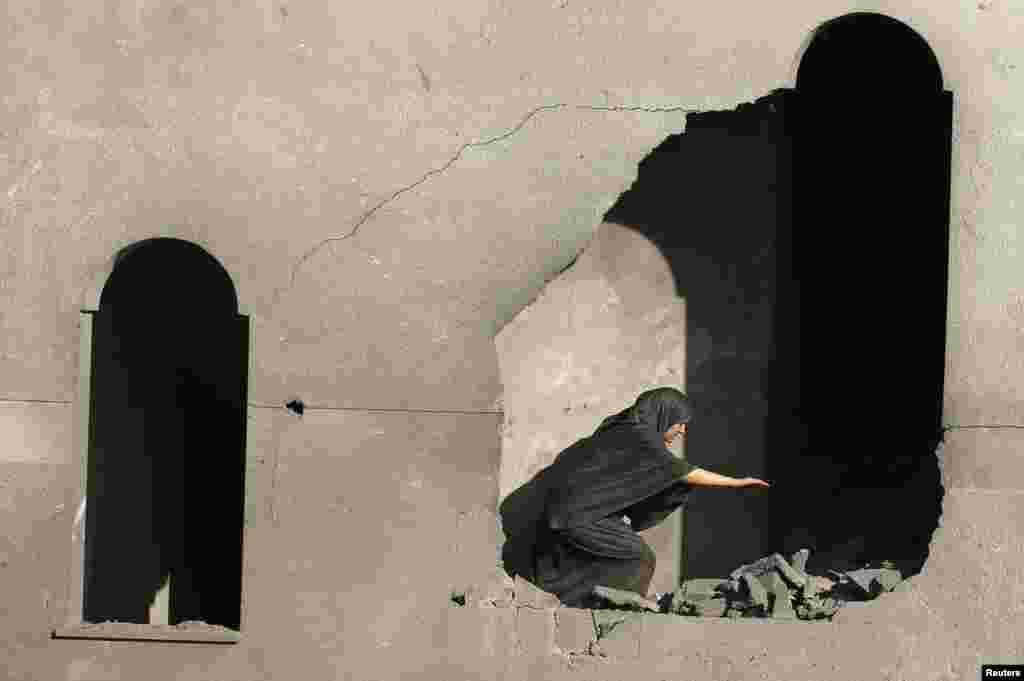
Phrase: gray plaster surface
[{"left": 1, "top": 0, "right": 1022, "bottom": 679}]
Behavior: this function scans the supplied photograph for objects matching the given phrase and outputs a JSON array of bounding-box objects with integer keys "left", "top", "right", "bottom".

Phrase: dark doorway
[
  {"left": 83, "top": 238, "right": 249, "bottom": 629},
  {"left": 779, "top": 12, "right": 949, "bottom": 577},
  {"left": 602, "top": 12, "right": 949, "bottom": 582}
]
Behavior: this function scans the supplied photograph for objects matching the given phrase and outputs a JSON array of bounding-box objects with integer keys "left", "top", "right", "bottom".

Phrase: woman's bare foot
[{"left": 591, "top": 585, "right": 659, "bottom": 612}]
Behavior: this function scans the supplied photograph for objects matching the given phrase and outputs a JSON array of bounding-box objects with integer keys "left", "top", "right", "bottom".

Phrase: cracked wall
[{"left": 1, "top": 0, "right": 1023, "bottom": 680}]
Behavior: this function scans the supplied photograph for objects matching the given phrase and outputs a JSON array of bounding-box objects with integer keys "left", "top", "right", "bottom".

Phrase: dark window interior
[{"left": 83, "top": 237, "right": 249, "bottom": 630}]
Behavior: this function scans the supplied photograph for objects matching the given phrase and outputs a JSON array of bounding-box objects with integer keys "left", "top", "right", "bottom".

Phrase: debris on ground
[
  {"left": 591, "top": 585, "right": 659, "bottom": 612},
  {"left": 658, "top": 549, "right": 904, "bottom": 621}
]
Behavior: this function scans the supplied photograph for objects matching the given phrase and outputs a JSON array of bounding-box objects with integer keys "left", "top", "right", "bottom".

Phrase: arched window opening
[
  {"left": 796, "top": 13, "right": 943, "bottom": 95},
  {"left": 81, "top": 237, "right": 249, "bottom": 633},
  {"left": 783, "top": 12, "right": 950, "bottom": 581}
]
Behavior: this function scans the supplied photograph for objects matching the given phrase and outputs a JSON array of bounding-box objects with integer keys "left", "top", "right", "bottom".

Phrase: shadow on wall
[{"left": 599, "top": 91, "right": 795, "bottom": 580}]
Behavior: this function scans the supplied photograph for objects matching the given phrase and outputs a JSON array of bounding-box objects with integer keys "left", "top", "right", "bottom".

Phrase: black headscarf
[
  {"left": 593, "top": 387, "right": 693, "bottom": 440},
  {"left": 544, "top": 388, "right": 694, "bottom": 531}
]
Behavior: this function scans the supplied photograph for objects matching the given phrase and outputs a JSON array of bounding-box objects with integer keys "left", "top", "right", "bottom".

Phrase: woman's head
[
  {"left": 633, "top": 387, "right": 692, "bottom": 444},
  {"left": 591, "top": 386, "right": 693, "bottom": 445}
]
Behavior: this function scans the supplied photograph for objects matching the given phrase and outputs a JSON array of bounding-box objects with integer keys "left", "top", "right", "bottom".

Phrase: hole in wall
[{"left": 497, "top": 11, "right": 949, "bottom": 618}]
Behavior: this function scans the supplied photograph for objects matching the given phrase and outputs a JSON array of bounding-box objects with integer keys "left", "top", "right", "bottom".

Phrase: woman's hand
[{"left": 684, "top": 468, "right": 770, "bottom": 489}]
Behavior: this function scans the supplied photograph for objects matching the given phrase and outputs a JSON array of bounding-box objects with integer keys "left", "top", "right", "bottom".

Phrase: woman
[{"left": 533, "top": 387, "right": 770, "bottom": 609}]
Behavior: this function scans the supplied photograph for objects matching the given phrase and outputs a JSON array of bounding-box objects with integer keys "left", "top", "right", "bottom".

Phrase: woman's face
[{"left": 663, "top": 422, "right": 687, "bottom": 446}]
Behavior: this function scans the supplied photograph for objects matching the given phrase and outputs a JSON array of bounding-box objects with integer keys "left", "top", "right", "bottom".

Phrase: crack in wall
[
  {"left": 11, "top": 395, "right": 1024, "bottom": 434},
  {"left": 0, "top": 397, "right": 504, "bottom": 415},
  {"left": 943, "top": 424, "right": 1024, "bottom": 430},
  {"left": 249, "top": 403, "right": 501, "bottom": 414},
  {"left": 4, "top": 159, "right": 44, "bottom": 201},
  {"left": 552, "top": 608, "right": 599, "bottom": 659},
  {"left": 512, "top": 607, "right": 522, "bottom": 655},
  {"left": 270, "top": 102, "right": 702, "bottom": 308},
  {"left": 5, "top": 396, "right": 1024, "bottom": 433}
]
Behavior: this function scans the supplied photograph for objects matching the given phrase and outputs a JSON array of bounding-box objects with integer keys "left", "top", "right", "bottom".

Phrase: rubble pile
[{"left": 658, "top": 549, "right": 904, "bottom": 621}]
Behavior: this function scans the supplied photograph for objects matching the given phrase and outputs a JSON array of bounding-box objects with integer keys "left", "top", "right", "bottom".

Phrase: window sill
[{"left": 52, "top": 622, "right": 241, "bottom": 644}]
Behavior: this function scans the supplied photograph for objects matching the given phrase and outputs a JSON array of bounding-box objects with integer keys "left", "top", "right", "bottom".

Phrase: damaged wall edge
[{"left": 271, "top": 100, "right": 706, "bottom": 322}]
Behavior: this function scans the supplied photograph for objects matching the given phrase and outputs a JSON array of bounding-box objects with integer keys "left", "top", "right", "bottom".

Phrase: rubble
[
  {"left": 728, "top": 552, "right": 808, "bottom": 589},
  {"left": 790, "top": 548, "right": 809, "bottom": 574},
  {"left": 656, "top": 579, "right": 729, "bottom": 617},
  {"left": 658, "top": 549, "right": 904, "bottom": 621},
  {"left": 832, "top": 567, "right": 903, "bottom": 598},
  {"left": 591, "top": 585, "right": 659, "bottom": 612},
  {"left": 760, "top": 572, "right": 797, "bottom": 620},
  {"left": 741, "top": 574, "right": 769, "bottom": 614}
]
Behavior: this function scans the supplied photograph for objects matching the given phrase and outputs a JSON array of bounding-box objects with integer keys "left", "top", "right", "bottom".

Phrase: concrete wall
[{"left": 2, "top": 0, "right": 1023, "bottom": 679}]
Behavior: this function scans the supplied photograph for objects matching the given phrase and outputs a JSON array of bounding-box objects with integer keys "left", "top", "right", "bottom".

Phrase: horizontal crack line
[
  {"left": 273, "top": 101, "right": 701, "bottom": 307},
  {"left": 0, "top": 398, "right": 501, "bottom": 416},
  {"left": 249, "top": 403, "right": 501, "bottom": 415},
  {"left": 6, "top": 401, "right": 1017, "bottom": 427},
  {"left": 944, "top": 424, "right": 1024, "bottom": 431}
]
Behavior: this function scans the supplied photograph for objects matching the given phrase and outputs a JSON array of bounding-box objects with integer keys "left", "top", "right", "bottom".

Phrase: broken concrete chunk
[
  {"left": 839, "top": 568, "right": 902, "bottom": 598},
  {"left": 790, "top": 548, "right": 810, "bottom": 574},
  {"left": 718, "top": 577, "right": 741, "bottom": 596},
  {"left": 692, "top": 597, "right": 728, "bottom": 618},
  {"left": 731, "top": 553, "right": 807, "bottom": 589},
  {"left": 767, "top": 574, "right": 797, "bottom": 619},
  {"left": 801, "top": 574, "right": 835, "bottom": 601},
  {"left": 873, "top": 568, "right": 903, "bottom": 593},
  {"left": 592, "top": 585, "right": 659, "bottom": 612},
  {"left": 773, "top": 598, "right": 797, "bottom": 619},
  {"left": 662, "top": 588, "right": 730, "bottom": 618},
  {"left": 657, "top": 590, "right": 679, "bottom": 614},
  {"left": 730, "top": 553, "right": 778, "bottom": 580},
  {"left": 771, "top": 554, "right": 809, "bottom": 589},
  {"left": 741, "top": 574, "right": 769, "bottom": 612},
  {"left": 757, "top": 571, "right": 785, "bottom": 594},
  {"left": 682, "top": 578, "right": 729, "bottom": 601},
  {"left": 593, "top": 609, "right": 641, "bottom": 640},
  {"left": 844, "top": 569, "right": 878, "bottom": 596},
  {"left": 795, "top": 594, "right": 841, "bottom": 620}
]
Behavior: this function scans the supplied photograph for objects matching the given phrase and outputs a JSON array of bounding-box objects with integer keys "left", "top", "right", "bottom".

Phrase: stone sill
[
  {"left": 52, "top": 622, "right": 241, "bottom": 644},
  {"left": 453, "top": 602, "right": 891, "bottom": 664}
]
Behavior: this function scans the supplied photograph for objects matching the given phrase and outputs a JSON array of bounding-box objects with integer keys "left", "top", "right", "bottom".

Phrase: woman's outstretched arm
[{"left": 683, "top": 468, "right": 770, "bottom": 488}]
